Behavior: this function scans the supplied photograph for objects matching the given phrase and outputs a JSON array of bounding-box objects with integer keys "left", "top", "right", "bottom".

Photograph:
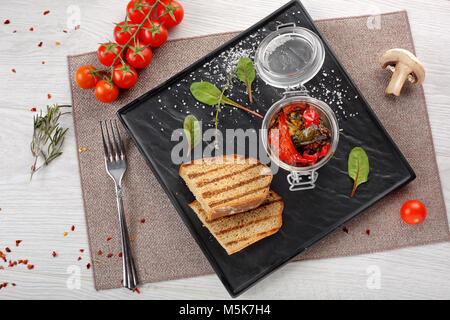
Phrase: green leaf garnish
[
  {"left": 348, "top": 147, "right": 370, "bottom": 197},
  {"left": 183, "top": 115, "right": 201, "bottom": 155},
  {"left": 236, "top": 57, "right": 255, "bottom": 103}
]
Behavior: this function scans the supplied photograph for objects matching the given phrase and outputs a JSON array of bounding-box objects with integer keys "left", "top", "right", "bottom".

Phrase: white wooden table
[{"left": 1, "top": 0, "right": 450, "bottom": 300}]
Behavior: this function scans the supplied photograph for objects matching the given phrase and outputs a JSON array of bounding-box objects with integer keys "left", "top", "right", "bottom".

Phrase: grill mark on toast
[
  {"left": 207, "top": 185, "right": 270, "bottom": 207},
  {"left": 202, "top": 175, "right": 269, "bottom": 199},
  {"left": 195, "top": 163, "right": 260, "bottom": 188},
  {"left": 216, "top": 214, "right": 280, "bottom": 235},
  {"left": 213, "top": 199, "right": 282, "bottom": 221},
  {"left": 186, "top": 164, "right": 229, "bottom": 179},
  {"left": 224, "top": 227, "right": 280, "bottom": 247}
]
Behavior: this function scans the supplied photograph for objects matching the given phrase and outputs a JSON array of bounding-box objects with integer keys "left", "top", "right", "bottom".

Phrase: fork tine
[
  {"left": 114, "top": 120, "right": 126, "bottom": 159},
  {"left": 110, "top": 120, "right": 121, "bottom": 161},
  {"left": 104, "top": 120, "right": 116, "bottom": 161},
  {"left": 100, "top": 121, "right": 110, "bottom": 161}
]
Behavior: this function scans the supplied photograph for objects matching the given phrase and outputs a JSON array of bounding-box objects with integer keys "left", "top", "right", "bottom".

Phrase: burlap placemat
[{"left": 68, "top": 11, "right": 449, "bottom": 290}]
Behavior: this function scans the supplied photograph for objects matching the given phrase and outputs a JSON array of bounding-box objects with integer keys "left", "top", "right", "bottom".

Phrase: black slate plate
[{"left": 118, "top": 0, "right": 415, "bottom": 297}]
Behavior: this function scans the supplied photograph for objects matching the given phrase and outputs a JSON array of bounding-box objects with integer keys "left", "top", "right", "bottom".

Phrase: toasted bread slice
[
  {"left": 179, "top": 154, "right": 273, "bottom": 221},
  {"left": 190, "top": 190, "right": 283, "bottom": 255}
]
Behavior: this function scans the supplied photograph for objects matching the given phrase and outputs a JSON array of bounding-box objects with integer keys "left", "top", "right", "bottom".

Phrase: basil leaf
[
  {"left": 348, "top": 147, "right": 370, "bottom": 197},
  {"left": 236, "top": 57, "right": 255, "bottom": 103},
  {"left": 183, "top": 115, "right": 201, "bottom": 153}
]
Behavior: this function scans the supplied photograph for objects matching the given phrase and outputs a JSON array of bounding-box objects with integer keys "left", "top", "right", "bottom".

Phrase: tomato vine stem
[{"left": 107, "top": 0, "right": 160, "bottom": 80}]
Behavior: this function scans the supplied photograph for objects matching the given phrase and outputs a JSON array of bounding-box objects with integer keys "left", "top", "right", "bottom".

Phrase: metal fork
[{"left": 100, "top": 120, "right": 138, "bottom": 290}]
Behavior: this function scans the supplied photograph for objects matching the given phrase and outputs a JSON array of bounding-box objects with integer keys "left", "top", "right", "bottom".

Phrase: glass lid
[{"left": 255, "top": 23, "right": 325, "bottom": 88}]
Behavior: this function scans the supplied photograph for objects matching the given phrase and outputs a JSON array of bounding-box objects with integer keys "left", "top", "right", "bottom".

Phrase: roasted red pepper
[
  {"left": 318, "top": 142, "right": 331, "bottom": 158},
  {"left": 269, "top": 112, "right": 309, "bottom": 166},
  {"left": 282, "top": 102, "right": 307, "bottom": 115},
  {"left": 303, "top": 152, "right": 319, "bottom": 164},
  {"left": 303, "top": 108, "right": 320, "bottom": 128}
]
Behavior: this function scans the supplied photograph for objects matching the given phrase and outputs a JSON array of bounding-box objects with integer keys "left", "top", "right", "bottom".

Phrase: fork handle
[{"left": 115, "top": 184, "right": 138, "bottom": 290}]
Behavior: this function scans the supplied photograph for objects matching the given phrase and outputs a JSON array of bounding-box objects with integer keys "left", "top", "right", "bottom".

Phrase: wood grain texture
[{"left": 1, "top": 0, "right": 450, "bottom": 299}]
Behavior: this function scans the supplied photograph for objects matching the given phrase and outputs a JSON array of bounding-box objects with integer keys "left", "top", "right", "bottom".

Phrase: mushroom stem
[{"left": 385, "top": 63, "right": 411, "bottom": 96}]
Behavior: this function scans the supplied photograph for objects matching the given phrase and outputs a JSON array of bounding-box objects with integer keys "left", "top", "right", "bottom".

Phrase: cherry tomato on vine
[
  {"left": 75, "top": 65, "right": 100, "bottom": 89},
  {"left": 97, "top": 42, "right": 122, "bottom": 67},
  {"left": 114, "top": 19, "right": 138, "bottom": 46},
  {"left": 303, "top": 109, "right": 320, "bottom": 128},
  {"left": 95, "top": 80, "right": 119, "bottom": 103},
  {"left": 126, "top": 40, "right": 152, "bottom": 69},
  {"left": 400, "top": 200, "right": 427, "bottom": 225},
  {"left": 156, "top": 0, "right": 184, "bottom": 27},
  {"left": 126, "top": 0, "right": 157, "bottom": 24},
  {"left": 140, "top": 19, "right": 168, "bottom": 47},
  {"left": 113, "top": 64, "right": 138, "bottom": 89}
]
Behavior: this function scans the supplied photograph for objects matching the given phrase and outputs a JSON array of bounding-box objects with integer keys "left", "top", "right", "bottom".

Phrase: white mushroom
[{"left": 380, "top": 48, "right": 425, "bottom": 96}]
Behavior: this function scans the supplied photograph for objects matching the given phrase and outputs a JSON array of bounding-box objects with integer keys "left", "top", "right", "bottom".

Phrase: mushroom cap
[{"left": 380, "top": 48, "right": 425, "bottom": 85}]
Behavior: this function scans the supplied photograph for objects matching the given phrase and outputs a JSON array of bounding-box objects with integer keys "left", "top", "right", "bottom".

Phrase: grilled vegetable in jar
[{"left": 268, "top": 102, "right": 332, "bottom": 167}]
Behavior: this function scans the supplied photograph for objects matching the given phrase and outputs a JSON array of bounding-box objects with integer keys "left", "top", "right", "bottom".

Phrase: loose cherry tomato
[
  {"left": 400, "top": 200, "right": 427, "bottom": 225},
  {"left": 303, "top": 108, "right": 320, "bottom": 128},
  {"left": 139, "top": 19, "right": 168, "bottom": 47},
  {"left": 113, "top": 64, "right": 138, "bottom": 89},
  {"left": 75, "top": 65, "right": 100, "bottom": 89},
  {"left": 126, "top": 0, "right": 157, "bottom": 24},
  {"left": 114, "top": 19, "right": 138, "bottom": 46},
  {"left": 94, "top": 80, "right": 119, "bottom": 103},
  {"left": 97, "top": 42, "right": 122, "bottom": 67},
  {"left": 156, "top": 0, "right": 184, "bottom": 27},
  {"left": 126, "top": 40, "right": 152, "bottom": 69}
]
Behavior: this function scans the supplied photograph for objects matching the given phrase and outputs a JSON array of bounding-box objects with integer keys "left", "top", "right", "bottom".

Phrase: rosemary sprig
[{"left": 30, "top": 104, "right": 71, "bottom": 181}]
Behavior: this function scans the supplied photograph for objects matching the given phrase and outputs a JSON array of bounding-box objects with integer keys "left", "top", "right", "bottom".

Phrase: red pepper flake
[
  {"left": 140, "top": 218, "right": 146, "bottom": 223},
  {"left": 97, "top": 250, "right": 102, "bottom": 255},
  {"left": 30, "top": 107, "right": 37, "bottom": 112},
  {"left": 74, "top": 25, "right": 80, "bottom": 30},
  {"left": 27, "top": 264, "right": 34, "bottom": 270},
  {"left": 0, "top": 251, "right": 6, "bottom": 262},
  {"left": 86, "top": 263, "right": 91, "bottom": 269},
  {"left": 0, "top": 266, "right": 4, "bottom": 270},
  {"left": 77, "top": 256, "right": 82, "bottom": 261},
  {"left": 365, "top": 229, "right": 370, "bottom": 236},
  {"left": 80, "top": 249, "right": 84, "bottom": 253},
  {"left": 63, "top": 30, "right": 68, "bottom": 33},
  {"left": 106, "top": 237, "right": 112, "bottom": 241},
  {"left": 15, "top": 240, "right": 22, "bottom": 247},
  {"left": 4, "top": 20, "right": 10, "bottom": 24},
  {"left": 23, "top": 259, "right": 28, "bottom": 264},
  {"left": 11, "top": 69, "right": 16, "bottom": 73},
  {"left": 18, "top": 259, "right": 23, "bottom": 264},
  {"left": 5, "top": 247, "right": 11, "bottom": 253},
  {"left": 133, "top": 288, "right": 141, "bottom": 294},
  {"left": 342, "top": 227, "right": 349, "bottom": 234},
  {"left": 71, "top": 225, "right": 75, "bottom": 231},
  {"left": 47, "top": 93, "right": 51, "bottom": 99},
  {"left": 118, "top": 252, "right": 122, "bottom": 257},
  {"left": 29, "top": 27, "right": 34, "bottom": 31},
  {"left": 42, "top": 61, "right": 45, "bottom": 65},
  {"left": 11, "top": 283, "right": 16, "bottom": 286},
  {"left": 131, "top": 237, "right": 135, "bottom": 241},
  {"left": 43, "top": 10, "right": 50, "bottom": 15},
  {"left": 0, "top": 282, "right": 8, "bottom": 290},
  {"left": 106, "top": 253, "right": 113, "bottom": 258},
  {"left": 38, "top": 41, "right": 43, "bottom": 47},
  {"left": 52, "top": 251, "right": 57, "bottom": 258},
  {"left": 12, "top": 30, "right": 16, "bottom": 33}
]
